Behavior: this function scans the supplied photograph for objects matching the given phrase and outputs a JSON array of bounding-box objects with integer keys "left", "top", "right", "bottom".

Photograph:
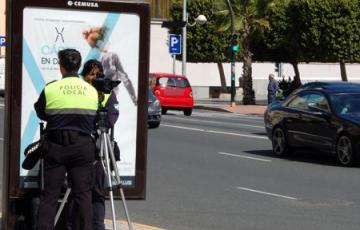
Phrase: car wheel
[
  {"left": 336, "top": 135, "right": 357, "bottom": 166},
  {"left": 161, "top": 108, "right": 167, "bottom": 115},
  {"left": 184, "top": 109, "right": 192, "bottom": 116},
  {"left": 272, "top": 126, "right": 291, "bottom": 156},
  {"left": 148, "top": 122, "right": 160, "bottom": 129}
]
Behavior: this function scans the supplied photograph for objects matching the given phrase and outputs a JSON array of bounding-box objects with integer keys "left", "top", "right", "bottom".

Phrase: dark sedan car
[
  {"left": 264, "top": 82, "right": 360, "bottom": 166},
  {"left": 148, "top": 87, "right": 161, "bottom": 128}
]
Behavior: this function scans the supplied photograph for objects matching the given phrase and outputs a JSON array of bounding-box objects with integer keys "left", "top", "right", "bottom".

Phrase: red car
[{"left": 149, "top": 73, "right": 194, "bottom": 116}]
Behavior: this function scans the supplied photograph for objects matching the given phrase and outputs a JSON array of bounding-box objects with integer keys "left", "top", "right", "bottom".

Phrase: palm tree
[{"left": 215, "top": 0, "right": 272, "bottom": 104}]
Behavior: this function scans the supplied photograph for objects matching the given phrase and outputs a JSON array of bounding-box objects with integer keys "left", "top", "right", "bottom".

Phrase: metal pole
[
  {"left": 279, "top": 63, "right": 282, "bottom": 78},
  {"left": 230, "top": 52, "right": 236, "bottom": 107},
  {"left": 102, "top": 133, "right": 117, "bottom": 230},
  {"left": 173, "top": 54, "right": 176, "bottom": 74},
  {"left": 54, "top": 188, "right": 71, "bottom": 226},
  {"left": 226, "top": 0, "right": 236, "bottom": 107},
  {"left": 105, "top": 134, "right": 133, "bottom": 230},
  {"left": 182, "top": 0, "right": 187, "bottom": 76}
]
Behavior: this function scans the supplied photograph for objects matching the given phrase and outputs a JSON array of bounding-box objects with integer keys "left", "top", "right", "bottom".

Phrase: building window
[{"left": 151, "top": 0, "right": 170, "bottom": 19}]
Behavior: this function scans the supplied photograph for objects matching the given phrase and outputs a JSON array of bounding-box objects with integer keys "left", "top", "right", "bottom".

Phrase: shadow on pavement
[
  {"left": 251, "top": 132, "right": 267, "bottom": 136},
  {"left": 244, "top": 149, "right": 342, "bottom": 167}
]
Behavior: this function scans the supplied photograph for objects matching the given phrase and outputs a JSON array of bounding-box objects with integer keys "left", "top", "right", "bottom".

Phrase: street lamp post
[
  {"left": 182, "top": 0, "right": 207, "bottom": 76},
  {"left": 182, "top": 0, "right": 187, "bottom": 76}
]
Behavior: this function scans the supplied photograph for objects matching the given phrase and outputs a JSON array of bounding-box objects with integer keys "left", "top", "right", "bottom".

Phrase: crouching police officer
[{"left": 34, "top": 49, "right": 98, "bottom": 230}]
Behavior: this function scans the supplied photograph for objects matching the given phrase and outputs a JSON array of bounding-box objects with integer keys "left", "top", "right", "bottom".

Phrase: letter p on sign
[
  {"left": 168, "top": 34, "right": 181, "bottom": 55},
  {"left": 0, "top": 36, "right": 5, "bottom": 47},
  {"left": 171, "top": 37, "right": 178, "bottom": 47}
]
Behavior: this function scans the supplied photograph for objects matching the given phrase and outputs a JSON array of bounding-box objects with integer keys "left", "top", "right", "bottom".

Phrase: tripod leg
[
  {"left": 102, "top": 133, "right": 117, "bottom": 230},
  {"left": 40, "top": 158, "right": 45, "bottom": 191},
  {"left": 31, "top": 197, "right": 40, "bottom": 230},
  {"left": 54, "top": 187, "right": 71, "bottom": 226},
  {"left": 104, "top": 134, "right": 133, "bottom": 230},
  {"left": 119, "top": 187, "right": 133, "bottom": 230}
]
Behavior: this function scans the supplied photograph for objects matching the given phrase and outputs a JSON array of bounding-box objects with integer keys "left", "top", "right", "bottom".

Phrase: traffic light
[{"left": 231, "top": 33, "right": 239, "bottom": 52}]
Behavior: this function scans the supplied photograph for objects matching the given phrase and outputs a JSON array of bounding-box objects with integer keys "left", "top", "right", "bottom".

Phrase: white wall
[{"left": 149, "top": 21, "right": 241, "bottom": 87}]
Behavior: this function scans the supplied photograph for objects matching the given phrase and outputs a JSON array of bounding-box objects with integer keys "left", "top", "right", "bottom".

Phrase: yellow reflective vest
[{"left": 36, "top": 76, "right": 99, "bottom": 134}]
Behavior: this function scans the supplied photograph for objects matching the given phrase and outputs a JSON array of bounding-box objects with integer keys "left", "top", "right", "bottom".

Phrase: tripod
[{"left": 54, "top": 107, "right": 133, "bottom": 230}]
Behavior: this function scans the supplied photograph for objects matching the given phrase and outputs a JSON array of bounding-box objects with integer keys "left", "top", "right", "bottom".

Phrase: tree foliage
[
  {"left": 254, "top": 0, "right": 360, "bottom": 84},
  {"left": 170, "top": 0, "right": 231, "bottom": 62},
  {"left": 296, "top": 0, "right": 360, "bottom": 63}
]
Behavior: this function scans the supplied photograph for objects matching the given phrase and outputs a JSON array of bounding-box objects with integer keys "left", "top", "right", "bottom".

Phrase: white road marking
[
  {"left": 162, "top": 124, "right": 268, "bottom": 139},
  {"left": 166, "top": 116, "right": 264, "bottom": 129},
  {"left": 162, "top": 124, "right": 204, "bottom": 131},
  {"left": 206, "top": 130, "right": 267, "bottom": 139},
  {"left": 218, "top": 152, "right": 271, "bottom": 162},
  {"left": 192, "top": 111, "right": 264, "bottom": 120},
  {"left": 237, "top": 186, "right": 298, "bottom": 200}
]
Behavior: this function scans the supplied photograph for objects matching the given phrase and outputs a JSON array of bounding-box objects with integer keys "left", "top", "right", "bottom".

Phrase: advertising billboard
[
  {"left": 21, "top": 7, "right": 141, "bottom": 189},
  {"left": 3, "top": 0, "right": 150, "bottom": 228}
]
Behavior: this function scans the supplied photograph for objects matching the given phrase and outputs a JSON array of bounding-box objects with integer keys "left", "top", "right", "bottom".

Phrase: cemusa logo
[{"left": 67, "top": 1, "right": 99, "bottom": 8}]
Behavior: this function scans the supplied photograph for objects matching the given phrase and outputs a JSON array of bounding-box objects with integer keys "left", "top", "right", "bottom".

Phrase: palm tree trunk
[
  {"left": 217, "top": 62, "right": 227, "bottom": 92},
  {"left": 340, "top": 61, "right": 348, "bottom": 81},
  {"left": 242, "top": 17, "right": 255, "bottom": 105},
  {"left": 291, "top": 61, "right": 302, "bottom": 87}
]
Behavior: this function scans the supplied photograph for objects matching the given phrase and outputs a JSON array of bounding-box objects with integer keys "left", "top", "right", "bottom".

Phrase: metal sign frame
[{"left": 2, "top": 0, "right": 150, "bottom": 228}]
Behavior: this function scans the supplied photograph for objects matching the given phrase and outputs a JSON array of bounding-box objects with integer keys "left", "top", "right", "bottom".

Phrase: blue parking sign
[
  {"left": 0, "top": 36, "right": 5, "bottom": 47},
  {"left": 169, "top": 34, "right": 181, "bottom": 55}
]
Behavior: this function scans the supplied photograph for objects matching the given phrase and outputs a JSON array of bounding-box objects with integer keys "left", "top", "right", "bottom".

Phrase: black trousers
[
  {"left": 67, "top": 161, "right": 106, "bottom": 230},
  {"left": 37, "top": 134, "right": 95, "bottom": 230},
  {"left": 91, "top": 161, "right": 106, "bottom": 230}
]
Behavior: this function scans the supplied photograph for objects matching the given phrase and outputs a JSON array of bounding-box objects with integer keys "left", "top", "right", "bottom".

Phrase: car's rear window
[{"left": 156, "top": 77, "right": 190, "bottom": 88}]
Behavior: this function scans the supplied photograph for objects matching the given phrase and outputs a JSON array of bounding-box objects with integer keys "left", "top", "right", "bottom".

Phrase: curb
[
  {"left": 194, "top": 104, "right": 266, "bottom": 116},
  {"left": 104, "top": 219, "right": 166, "bottom": 230},
  {"left": 194, "top": 105, "right": 232, "bottom": 113}
]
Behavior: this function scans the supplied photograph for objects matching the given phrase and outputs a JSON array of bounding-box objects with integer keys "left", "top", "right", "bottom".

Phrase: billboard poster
[{"left": 21, "top": 7, "right": 140, "bottom": 188}]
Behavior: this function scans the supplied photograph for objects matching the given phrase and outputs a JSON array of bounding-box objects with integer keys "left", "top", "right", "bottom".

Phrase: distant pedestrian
[{"left": 267, "top": 74, "right": 279, "bottom": 104}]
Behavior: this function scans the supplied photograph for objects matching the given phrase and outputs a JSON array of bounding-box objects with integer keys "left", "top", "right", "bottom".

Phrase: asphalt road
[
  {"left": 0, "top": 106, "right": 359, "bottom": 229},
  {"left": 118, "top": 109, "right": 360, "bottom": 230}
]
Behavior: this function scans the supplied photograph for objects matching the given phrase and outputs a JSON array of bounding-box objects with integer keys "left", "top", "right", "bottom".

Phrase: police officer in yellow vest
[{"left": 34, "top": 49, "right": 98, "bottom": 230}]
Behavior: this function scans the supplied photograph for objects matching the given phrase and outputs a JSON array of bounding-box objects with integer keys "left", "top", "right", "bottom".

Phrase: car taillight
[
  {"left": 155, "top": 90, "right": 160, "bottom": 96},
  {"left": 189, "top": 91, "right": 193, "bottom": 97}
]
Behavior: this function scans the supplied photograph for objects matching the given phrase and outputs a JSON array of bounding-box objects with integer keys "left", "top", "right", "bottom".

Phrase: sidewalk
[
  {"left": 0, "top": 215, "right": 165, "bottom": 230},
  {"left": 194, "top": 99, "right": 267, "bottom": 116},
  {"left": 105, "top": 219, "right": 166, "bottom": 230}
]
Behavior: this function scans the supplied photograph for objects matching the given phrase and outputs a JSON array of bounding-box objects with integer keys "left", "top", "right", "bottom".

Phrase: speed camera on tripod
[{"left": 93, "top": 73, "right": 121, "bottom": 94}]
